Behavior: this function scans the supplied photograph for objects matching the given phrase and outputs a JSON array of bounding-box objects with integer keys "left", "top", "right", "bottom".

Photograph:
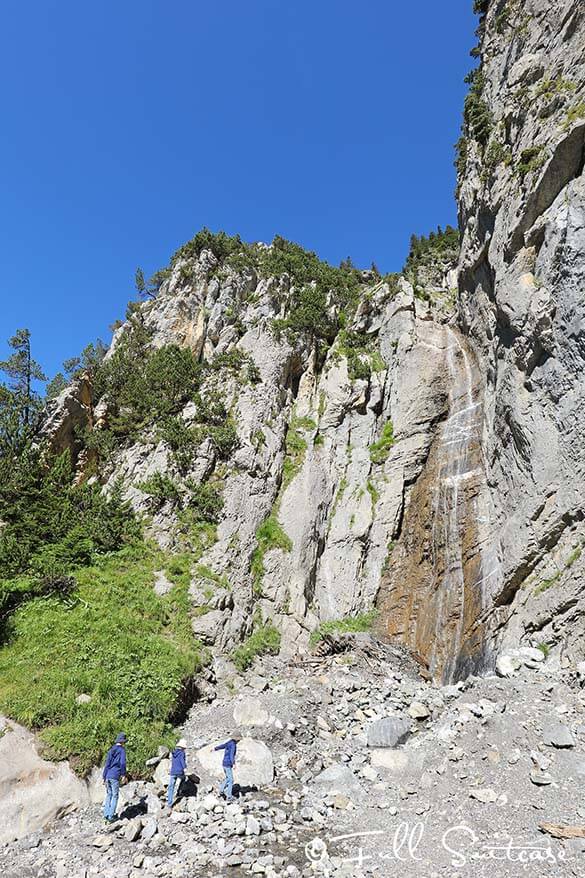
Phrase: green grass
[
  {"left": 0, "top": 545, "right": 205, "bottom": 776},
  {"left": 232, "top": 622, "right": 281, "bottom": 671},
  {"left": 369, "top": 421, "right": 395, "bottom": 464},
  {"left": 251, "top": 516, "right": 292, "bottom": 593},
  {"left": 367, "top": 479, "right": 380, "bottom": 507},
  {"left": 566, "top": 546, "right": 582, "bottom": 568},
  {"left": 194, "top": 563, "right": 230, "bottom": 590},
  {"left": 536, "top": 642, "right": 550, "bottom": 658},
  {"left": 309, "top": 610, "right": 378, "bottom": 646},
  {"left": 533, "top": 571, "right": 560, "bottom": 595},
  {"left": 565, "top": 102, "right": 585, "bottom": 130}
]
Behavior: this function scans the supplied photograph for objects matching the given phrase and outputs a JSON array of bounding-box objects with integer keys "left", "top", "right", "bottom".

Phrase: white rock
[
  {"left": 0, "top": 717, "right": 89, "bottom": 844},
  {"left": 233, "top": 697, "right": 270, "bottom": 727},
  {"left": 197, "top": 738, "right": 274, "bottom": 786}
]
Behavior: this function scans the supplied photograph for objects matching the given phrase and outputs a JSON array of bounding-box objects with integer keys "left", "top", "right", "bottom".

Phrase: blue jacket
[
  {"left": 103, "top": 744, "right": 127, "bottom": 780},
  {"left": 214, "top": 739, "right": 237, "bottom": 768},
  {"left": 170, "top": 747, "right": 186, "bottom": 777}
]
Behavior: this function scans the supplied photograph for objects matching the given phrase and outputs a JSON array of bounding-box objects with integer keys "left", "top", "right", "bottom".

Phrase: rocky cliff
[
  {"left": 376, "top": 0, "right": 585, "bottom": 679},
  {"left": 40, "top": 0, "right": 585, "bottom": 688},
  {"left": 48, "top": 236, "right": 457, "bottom": 664}
]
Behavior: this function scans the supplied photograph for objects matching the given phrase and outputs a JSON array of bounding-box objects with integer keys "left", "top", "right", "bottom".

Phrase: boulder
[
  {"left": 196, "top": 738, "right": 274, "bottom": 787},
  {"left": 366, "top": 716, "right": 411, "bottom": 748},
  {"left": 542, "top": 723, "right": 575, "bottom": 749},
  {"left": 312, "top": 764, "right": 364, "bottom": 800},
  {"left": 233, "top": 697, "right": 270, "bottom": 727},
  {"left": 496, "top": 654, "right": 522, "bottom": 678},
  {"left": 0, "top": 717, "right": 89, "bottom": 844},
  {"left": 153, "top": 758, "right": 171, "bottom": 786}
]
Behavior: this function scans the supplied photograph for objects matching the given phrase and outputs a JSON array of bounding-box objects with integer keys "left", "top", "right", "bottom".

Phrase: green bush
[
  {"left": 232, "top": 622, "right": 281, "bottom": 671},
  {"left": 0, "top": 546, "right": 204, "bottom": 775},
  {"left": 186, "top": 482, "right": 223, "bottom": 523},
  {"left": 251, "top": 516, "right": 292, "bottom": 592},
  {"left": 139, "top": 472, "right": 181, "bottom": 504},
  {"left": 369, "top": 421, "right": 395, "bottom": 464},
  {"left": 309, "top": 610, "right": 378, "bottom": 646},
  {"left": 517, "top": 146, "right": 545, "bottom": 180}
]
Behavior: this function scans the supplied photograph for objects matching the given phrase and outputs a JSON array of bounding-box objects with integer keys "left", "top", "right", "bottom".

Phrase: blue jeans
[
  {"left": 220, "top": 766, "right": 234, "bottom": 799},
  {"left": 167, "top": 774, "right": 182, "bottom": 807},
  {"left": 103, "top": 778, "right": 120, "bottom": 820}
]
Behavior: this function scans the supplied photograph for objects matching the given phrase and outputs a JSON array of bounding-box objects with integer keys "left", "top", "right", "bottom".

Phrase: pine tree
[{"left": 0, "top": 329, "right": 46, "bottom": 426}]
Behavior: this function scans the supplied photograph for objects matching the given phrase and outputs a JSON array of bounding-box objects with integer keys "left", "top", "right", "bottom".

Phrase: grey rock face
[{"left": 456, "top": 0, "right": 585, "bottom": 664}]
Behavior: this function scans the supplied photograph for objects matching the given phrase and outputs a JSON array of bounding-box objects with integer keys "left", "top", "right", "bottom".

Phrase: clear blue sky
[{"left": 1, "top": 1, "right": 477, "bottom": 380}]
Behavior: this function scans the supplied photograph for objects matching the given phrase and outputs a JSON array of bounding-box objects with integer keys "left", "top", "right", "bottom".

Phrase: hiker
[
  {"left": 167, "top": 738, "right": 188, "bottom": 809},
  {"left": 102, "top": 733, "right": 127, "bottom": 823},
  {"left": 214, "top": 733, "right": 241, "bottom": 802}
]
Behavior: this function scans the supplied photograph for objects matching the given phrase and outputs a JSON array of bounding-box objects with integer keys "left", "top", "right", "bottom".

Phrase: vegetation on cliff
[{"left": 0, "top": 332, "right": 205, "bottom": 774}]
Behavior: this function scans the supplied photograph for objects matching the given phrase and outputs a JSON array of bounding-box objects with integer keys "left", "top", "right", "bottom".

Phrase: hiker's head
[
  {"left": 176, "top": 738, "right": 188, "bottom": 749},
  {"left": 232, "top": 733, "right": 242, "bottom": 743},
  {"left": 115, "top": 733, "right": 127, "bottom": 745}
]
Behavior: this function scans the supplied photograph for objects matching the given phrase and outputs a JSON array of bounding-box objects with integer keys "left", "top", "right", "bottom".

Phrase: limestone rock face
[
  {"left": 455, "top": 0, "right": 585, "bottom": 665},
  {"left": 0, "top": 717, "right": 89, "bottom": 844}
]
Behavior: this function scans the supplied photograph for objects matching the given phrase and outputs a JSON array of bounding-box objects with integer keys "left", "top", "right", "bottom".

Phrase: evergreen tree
[
  {"left": 46, "top": 373, "right": 67, "bottom": 400},
  {"left": 0, "top": 329, "right": 46, "bottom": 425}
]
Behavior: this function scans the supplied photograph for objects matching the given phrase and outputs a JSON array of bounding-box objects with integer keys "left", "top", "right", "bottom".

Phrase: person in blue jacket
[
  {"left": 102, "top": 733, "right": 127, "bottom": 823},
  {"left": 167, "top": 738, "right": 188, "bottom": 808},
  {"left": 214, "top": 733, "right": 241, "bottom": 802}
]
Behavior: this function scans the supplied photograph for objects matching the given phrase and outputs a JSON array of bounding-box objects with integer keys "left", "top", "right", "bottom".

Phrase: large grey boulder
[
  {"left": 312, "top": 764, "right": 365, "bottom": 800},
  {"left": 196, "top": 738, "right": 274, "bottom": 787},
  {"left": 0, "top": 717, "right": 89, "bottom": 844},
  {"left": 366, "top": 716, "right": 411, "bottom": 748}
]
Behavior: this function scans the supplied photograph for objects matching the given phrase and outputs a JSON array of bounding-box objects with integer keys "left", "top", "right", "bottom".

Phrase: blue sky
[{"left": 1, "top": 1, "right": 477, "bottom": 380}]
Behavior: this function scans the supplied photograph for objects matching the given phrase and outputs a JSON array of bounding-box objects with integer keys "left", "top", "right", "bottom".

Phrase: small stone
[
  {"left": 496, "top": 654, "right": 522, "bottom": 678},
  {"left": 530, "top": 770, "right": 553, "bottom": 786},
  {"left": 470, "top": 788, "right": 498, "bottom": 804},
  {"left": 246, "top": 815, "right": 261, "bottom": 836},
  {"left": 367, "top": 716, "right": 411, "bottom": 748},
  {"left": 92, "top": 834, "right": 114, "bottom": 848},
  {"left": 125, "top": 818, "right": 143, "bottom": 842},
  {"left": 408, "top": 702, "right": 431, "bottom": 720},
  {"left": 141, "top": 818, "right": 159, "bottom": 841},
  {"left": 75, "top": 693, "right": 91, "bottom": 705},
  {"left": 332, "top": 794, "right": 351, "bottom": 810}
]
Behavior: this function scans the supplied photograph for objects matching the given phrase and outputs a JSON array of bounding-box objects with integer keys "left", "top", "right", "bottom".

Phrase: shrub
[
  {"left": 251, "top": 515, "right": 292, "bottom": 592},
  {"left": 139, "top": 472, "right": 181, "bottom": 504},
  {"left": 369, "top": 421, "right": 395, "bottom": 464},
  {"left": 232, "top": 622, "right": 281, "bottom": 671},
  {"left": 186, "top": 482, "right": 223, "bottom": 523},
  {"left": 171, "top": 228, "right": 250, "bottom": 266},
  {"left": 517, "top": 146, "right": 545, "bottom": 180},
  {"left": 309, "top": 610, "right": 378, "bottom": 646},
  {"left": 463, "top": 70, "right": 492, "bottom": 147}
]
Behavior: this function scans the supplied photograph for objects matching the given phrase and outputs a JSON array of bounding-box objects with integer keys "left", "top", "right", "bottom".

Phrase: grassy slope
[{"left": 0, "top": 545, "right": 203, "bottom": 775}]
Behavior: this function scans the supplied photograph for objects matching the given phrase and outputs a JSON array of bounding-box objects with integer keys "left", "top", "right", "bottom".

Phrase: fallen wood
[{"left": 539, "top": 822, "right": 585, "bottom": 839}]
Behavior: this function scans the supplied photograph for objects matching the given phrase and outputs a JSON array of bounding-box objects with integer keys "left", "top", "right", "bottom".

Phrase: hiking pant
[
  {"left": 103, "top": 778, "right": 120, "bottom": 820},
  {"left": 220, "top": 766, "right": 234, "bottom": 799},
  {"left": 167, "top": 774, "right": 182, "bottom": 807}
]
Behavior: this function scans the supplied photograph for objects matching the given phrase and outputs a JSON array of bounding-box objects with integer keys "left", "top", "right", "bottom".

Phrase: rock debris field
[{"left": 3, "top": 637, "right": 585, "bottom": 878}]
